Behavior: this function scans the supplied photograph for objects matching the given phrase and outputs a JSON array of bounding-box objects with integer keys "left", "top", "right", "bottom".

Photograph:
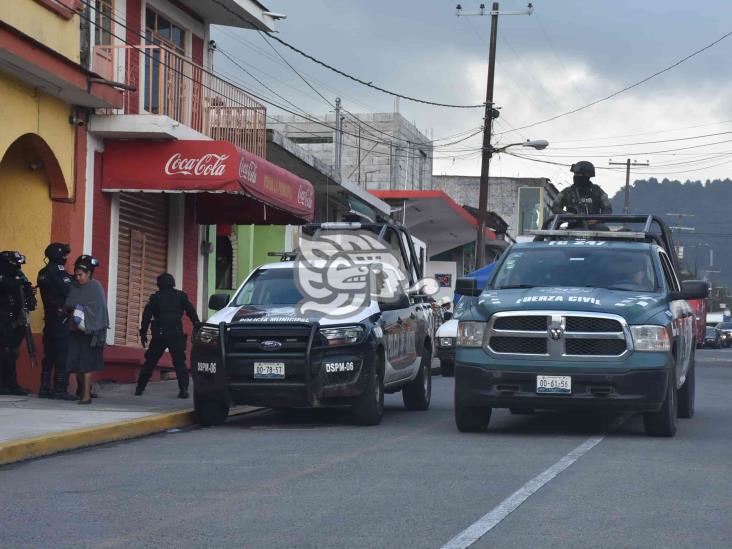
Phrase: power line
[
  {"left": 259, "top": 32, "right": 485, "bottom": 109},
  {"left": 497, "top": 27, "right": 732, "bottom": 134}
]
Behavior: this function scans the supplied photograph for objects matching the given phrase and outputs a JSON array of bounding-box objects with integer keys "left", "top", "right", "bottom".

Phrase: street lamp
[{"left": 475, "top": 139, "right": 549, "bottom": 266}]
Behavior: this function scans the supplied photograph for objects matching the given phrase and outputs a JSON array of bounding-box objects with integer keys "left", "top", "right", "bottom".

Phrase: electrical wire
[{"left": 496, "top": 27, "right": 732, "bottom": 134}]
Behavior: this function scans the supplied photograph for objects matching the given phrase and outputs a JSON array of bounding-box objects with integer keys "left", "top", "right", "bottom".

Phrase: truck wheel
[
  {"left": 643, "top": 371, "right": 677, "bottom": 437},
  {"left": 194, "top": 392, "right": 229, "bottom": 427},
  {"left": 440, "top": 359, "right": 455, "bottom": 377},
  {"left": 353, "top": 360, "right": 384, "bottom": 426},
  {"left": 403, "top": 348, "right": 432, "bottom": 411},
  {"left": 678, "top": 359, "right": 696, "bottom": 419},
  {"left": 455, "top": 401, "right": 491, "bottom": 432}
]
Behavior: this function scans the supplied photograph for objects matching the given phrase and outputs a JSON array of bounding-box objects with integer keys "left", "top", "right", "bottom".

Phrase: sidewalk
[{"left": 0, "top": 380, "right": 257, "bottom": 466}]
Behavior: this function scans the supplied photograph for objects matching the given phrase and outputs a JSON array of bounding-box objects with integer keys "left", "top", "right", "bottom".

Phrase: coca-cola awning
[{"left": 102, "top": 140, "right": 315, "bottom": 223}]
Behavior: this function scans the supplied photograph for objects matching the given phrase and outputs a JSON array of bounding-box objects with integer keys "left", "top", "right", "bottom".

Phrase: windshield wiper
[{"left": 497, "top": 284, "right": 536, "bottom": 290}]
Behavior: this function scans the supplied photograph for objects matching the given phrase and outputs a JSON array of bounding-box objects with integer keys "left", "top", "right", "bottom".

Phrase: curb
[{"left": 0, "top": 406, "right": 263, "bottom": 467}]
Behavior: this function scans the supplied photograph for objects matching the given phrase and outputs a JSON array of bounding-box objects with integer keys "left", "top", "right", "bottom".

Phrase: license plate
[
  {"left": 254, "top": 362, "right": 285, "bottom": 379},
  {"left": 536, "top": 375, "right": 571, "bottom": 394}
]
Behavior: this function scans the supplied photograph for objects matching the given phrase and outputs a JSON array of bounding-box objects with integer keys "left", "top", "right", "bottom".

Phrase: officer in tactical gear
[
  {"left": 136, "top": 273, "right": 200, "bottom": 398},
  {"left": 0, "top": 251, "right": 37, "bottom": 395},
  {"left": 37, "top": 243, "right": 76, "bottom": 400},
  {"left": 552, "top": 161, "right": 612, "bottom": 215}
]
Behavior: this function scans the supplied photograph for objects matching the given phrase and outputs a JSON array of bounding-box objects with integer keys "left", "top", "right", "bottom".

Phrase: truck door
[{"left": 660, "top": 251, "right": 692, "bottom": 385}]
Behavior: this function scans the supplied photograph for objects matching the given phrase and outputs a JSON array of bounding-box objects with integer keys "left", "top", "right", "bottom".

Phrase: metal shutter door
[{"left": 115, "top": 193, "right": 169, "bottom": 346}]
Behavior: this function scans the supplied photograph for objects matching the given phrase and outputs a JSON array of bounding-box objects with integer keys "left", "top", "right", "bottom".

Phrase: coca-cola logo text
[
  {"left": 165, "top": 153, "right": 229, "bottom": 177},
  {"left": 297, "top": 185, "right": 314, "bottom": 209},
  {"left": 239, "top": 158, "right": 258, "bottom": 184}
]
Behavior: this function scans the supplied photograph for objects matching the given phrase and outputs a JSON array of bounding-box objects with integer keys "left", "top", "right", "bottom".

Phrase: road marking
[{"left": 441, "top": 436, "right": 604, "bottom": 549}]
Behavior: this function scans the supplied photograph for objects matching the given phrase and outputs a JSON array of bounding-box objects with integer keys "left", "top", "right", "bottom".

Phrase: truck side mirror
[
  {"left": 668, "top": 280, "right": 709, "bottom": 301},
  {"left": 208, "top": 293, "right": 230, "bottom": 311},
  {"left": 455, "top": 277, "right": 481, "bottom": 297}
]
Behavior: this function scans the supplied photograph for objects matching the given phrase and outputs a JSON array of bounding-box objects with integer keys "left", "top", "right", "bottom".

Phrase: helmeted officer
[
  {"left": 136, "top": 273, "right": 200, "bottom": 398},
  {"left": 552, "top": 161, "right": 612, "bottom": 215},
  {"left": 37, "top": 243, "right": 76, "bottom": 400},
  {"left": 0, "top": 251, "right": 37, "bottom": 395}
]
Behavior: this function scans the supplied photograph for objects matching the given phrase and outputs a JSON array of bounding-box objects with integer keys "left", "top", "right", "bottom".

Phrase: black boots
[
  {"left": 53, "top": 371, "right": 77, "bottom": 401},
  {"left": 178, "top": 388, "right": 189, "bottom": 399},
  {"left": 38, "top": 370, "right": 54, "bottom": 398},
  {"left": 135, "top": 370, "right": 152, "bottom": 396}
]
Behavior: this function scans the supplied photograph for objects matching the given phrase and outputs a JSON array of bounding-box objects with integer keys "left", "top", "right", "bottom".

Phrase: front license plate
[
  {"left": 536, "top": 375, "right": 572, "bottom": 394},
  {"left": 254, "top": 362, "right": 285, "bottom": 379}
]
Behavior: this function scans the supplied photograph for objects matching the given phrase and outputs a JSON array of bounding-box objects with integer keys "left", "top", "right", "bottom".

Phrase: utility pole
[
  {"left": 457, "top": 2, "right": 534, "bottom": 266},
  {"left": 609, "top": 158, "right": 650, "bottom": 213},
  {"left": 357, "top": 122, "right": 362, "bottom": 186},
  {"left": 667, "top": 212, "right": 695, "bottom": 271},
  {"left": 334, "top": 97, "right": 342, "bottom": 180}
]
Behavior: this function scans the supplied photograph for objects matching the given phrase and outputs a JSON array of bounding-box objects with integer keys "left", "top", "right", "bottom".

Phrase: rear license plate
[
  {"left": 254, "top": 362, "right": 285, "bottom": 379},
  {"left": 536, "top": 375, "right": 571, "bottom": 394}
]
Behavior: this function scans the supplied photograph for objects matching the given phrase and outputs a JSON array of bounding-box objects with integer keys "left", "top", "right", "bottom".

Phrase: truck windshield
[
  {"left": 491, "top": 247, "right": 658, "bottom": 292},
  {"left": 233, "top": 268, "right": 304, "bottom": 306}
]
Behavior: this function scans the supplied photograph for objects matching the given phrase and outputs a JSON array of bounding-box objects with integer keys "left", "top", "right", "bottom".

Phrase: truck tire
[
  {"left": 440, "top": 359, "right": 455, "bottom": 377},
  {"left": 194, "top": 392, "right": 229, "bottom": 427},
  {"left": 455, "top": 402, "right": 492, "bottom": 433},
  {"left": 352, "top": 359, "right": 384, "bottom": 426},
  {"left": 643, "top": 370, "right": 677, "bottom": 437},
  {"left": 678, "top": 359, "right": 696, "bottom": 419},
  {"left": 403, "top": 348, "right": 432, "bottom": 411}
]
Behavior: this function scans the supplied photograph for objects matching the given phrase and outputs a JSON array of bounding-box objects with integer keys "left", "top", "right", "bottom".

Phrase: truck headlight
[
  {"left": 194, "top": 325, "right": 220, "bottom": 346},
  {"left": 320, "top": 326, "right": 364, "bottom": 346},
  {"left": 458, "top": 322, "right": 486, "bottom": 347},
  {"left": 440, "top": 337, "right": 455, "bottom": 348},
  {"left": 630, "top": 325, "right": 670, "bottom": 352}
]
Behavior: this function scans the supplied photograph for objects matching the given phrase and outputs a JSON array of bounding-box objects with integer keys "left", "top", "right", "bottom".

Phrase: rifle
[{"left": 17, "top": 283, "right": 38, "bottom": 369}]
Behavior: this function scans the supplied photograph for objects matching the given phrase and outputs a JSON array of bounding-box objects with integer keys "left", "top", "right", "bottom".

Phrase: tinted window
[
  {"left": 706, "top": 327, "right": 717, "bottom": 336},
  {"left": 233, "top": 269, "right": 304, "bottom": 306},
  {"left": 716, "top": 322, "right": 732, "bottom": 329},
  {"left": 491, "top": 247, "right": 657, "bottom": 292}
]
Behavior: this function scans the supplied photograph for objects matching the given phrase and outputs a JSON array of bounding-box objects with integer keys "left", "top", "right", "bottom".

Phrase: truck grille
[
  {"left": 226, "top": 325, "right": 312, "bottom": 353},
  {"left": 489, "top": 336, "right": 547, "bottom": 355},
  {"left": 493, "top": 316, "right": 548, "bottom": 331},
  {"left": 487, "top": 312, "right": 630, "bottom": 360}
]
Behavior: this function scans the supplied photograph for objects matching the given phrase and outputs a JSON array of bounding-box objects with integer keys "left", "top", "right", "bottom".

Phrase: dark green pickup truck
[{"left": 454, "top": 215, "right": 708, "bottom": 437}]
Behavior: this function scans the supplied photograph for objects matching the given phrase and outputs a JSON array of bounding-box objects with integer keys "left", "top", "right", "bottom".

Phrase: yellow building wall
[
  {"left": 0, "top": 0, "right": 81, "bottom": 64},
  {"left": 0, "top": 139, "right": 54, "bottom": 330},
  {"left": 0, "top": 74, "right": 75, "bottom": 198}
]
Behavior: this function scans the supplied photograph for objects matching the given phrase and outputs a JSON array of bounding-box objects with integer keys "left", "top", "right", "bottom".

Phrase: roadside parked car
[
  {"left": 703, "top": 327, "right": 723, "bottom": 349},
  {"left": 715, "top": 322, "right": 732, "bottom": 347},
  {"left": 192, "top": 261, "right": 432, "bottom": 427}
]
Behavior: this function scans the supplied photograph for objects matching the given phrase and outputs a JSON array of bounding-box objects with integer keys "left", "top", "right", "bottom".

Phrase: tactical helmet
[
  {"left": 45, "top": 243, "right": 71, "bottom": 262},
  {"left": 0, "top": 251, "right": 26, "bottom": 267},
  {"left": 74, "top": 254, "right": 100, "bottom": 272},
  {"left": 570, "top": 160, "right": 596, "bottom": 178},
  {"left": 156, "top": 273, "right": 176, "bottom": 289}
]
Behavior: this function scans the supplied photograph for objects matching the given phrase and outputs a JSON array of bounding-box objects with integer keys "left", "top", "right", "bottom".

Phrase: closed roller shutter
[{"left": 115, "top": 193, "right": 169, "bottom": 346}]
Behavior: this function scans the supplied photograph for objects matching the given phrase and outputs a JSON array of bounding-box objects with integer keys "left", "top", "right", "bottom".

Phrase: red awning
[{"left": 102, "top": 140, "right": 315, "bottom": 223}]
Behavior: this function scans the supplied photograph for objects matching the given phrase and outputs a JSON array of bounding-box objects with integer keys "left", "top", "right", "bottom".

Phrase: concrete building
[
  {"left": 433, "top": 175, "right": 559, "bottom": 239},
  {"left": 268, "top": 112, "right": 434, "bottom": 191}
]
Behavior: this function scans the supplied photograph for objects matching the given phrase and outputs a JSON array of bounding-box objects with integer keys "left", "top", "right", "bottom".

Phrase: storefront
[{"left": 98, "top": 139, "right": 314, "bottom": 379}]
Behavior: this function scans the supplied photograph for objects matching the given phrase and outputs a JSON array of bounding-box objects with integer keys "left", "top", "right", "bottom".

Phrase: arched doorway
[{"left": 0, "top": 133, "right": 66, "bottom": 389}]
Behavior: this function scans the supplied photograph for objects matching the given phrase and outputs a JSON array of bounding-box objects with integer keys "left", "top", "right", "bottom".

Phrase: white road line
[{"left": 441, "top": 436, "right": 604, "bottom": 549}]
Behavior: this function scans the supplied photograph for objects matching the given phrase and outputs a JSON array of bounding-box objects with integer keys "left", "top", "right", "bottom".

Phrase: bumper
[
  {"left": 455, "top": 351, "right": 672, "bottom": 413},
  {"left": 435, "top": 347, "right": 455, "bottom": 363},
  {"left": 192, "top": 338, "right": 377, "bottom": 408}
]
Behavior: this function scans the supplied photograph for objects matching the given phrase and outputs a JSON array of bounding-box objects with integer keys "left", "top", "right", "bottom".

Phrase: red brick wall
[
  {"left": 182, "top": 196, "right": 199, "bottom": 331},
  {"left": 125, "top": 0, "right": 142, "bottom": 114},
  {"left": 91, "top": 151, "right": 112, "bottom": 294}
]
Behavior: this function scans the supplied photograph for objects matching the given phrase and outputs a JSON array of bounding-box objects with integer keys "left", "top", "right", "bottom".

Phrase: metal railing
[{"left": 93, "top": 44, "right": 266, "bottom": 157}]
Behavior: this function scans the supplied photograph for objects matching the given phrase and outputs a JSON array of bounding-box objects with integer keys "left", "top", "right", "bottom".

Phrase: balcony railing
[{"left": 93, "top": 44, "right": 266, "bottom": 157}]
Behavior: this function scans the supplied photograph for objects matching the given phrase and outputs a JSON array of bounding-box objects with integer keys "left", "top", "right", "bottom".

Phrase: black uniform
[
  {"left": 136, "top": 274, "right": 200, "bottom": 397},
  {"left": 551, "top": 183, "right": 612, "bottom": 215},
  {"left": 37, "top": 245, "right": 75, "bottom": 399},
  {"left": 0, "top": 252, "right": 37, "bottom": 395}
]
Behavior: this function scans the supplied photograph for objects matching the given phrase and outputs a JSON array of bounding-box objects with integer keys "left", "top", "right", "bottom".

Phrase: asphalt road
[{"left": 2, "top": 349, "right": 731, "bottom": 548}]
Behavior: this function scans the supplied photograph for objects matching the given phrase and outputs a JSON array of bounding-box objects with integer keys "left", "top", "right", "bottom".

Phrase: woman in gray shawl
[{"left": 65, "top": 255, "right": 109, "bottom": 404}]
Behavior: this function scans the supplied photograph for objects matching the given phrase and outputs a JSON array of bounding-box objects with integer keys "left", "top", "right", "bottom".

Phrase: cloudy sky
[{"left": 213, "top": 0, "right": 732, "bottom": 194}]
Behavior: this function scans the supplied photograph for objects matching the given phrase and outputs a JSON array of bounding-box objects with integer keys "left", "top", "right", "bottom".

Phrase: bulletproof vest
[
  {"left": 151, "top": 288, "right": 187, "bottom": 328},
  {"left": 566, "top": 184, "right": 604, "bottom": 214},
  {"left": 37, "top": 263, "right": 73, "bottom": 313},
  {"left": 0, "top": 267, "right": 35, "bottom": 315}
]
